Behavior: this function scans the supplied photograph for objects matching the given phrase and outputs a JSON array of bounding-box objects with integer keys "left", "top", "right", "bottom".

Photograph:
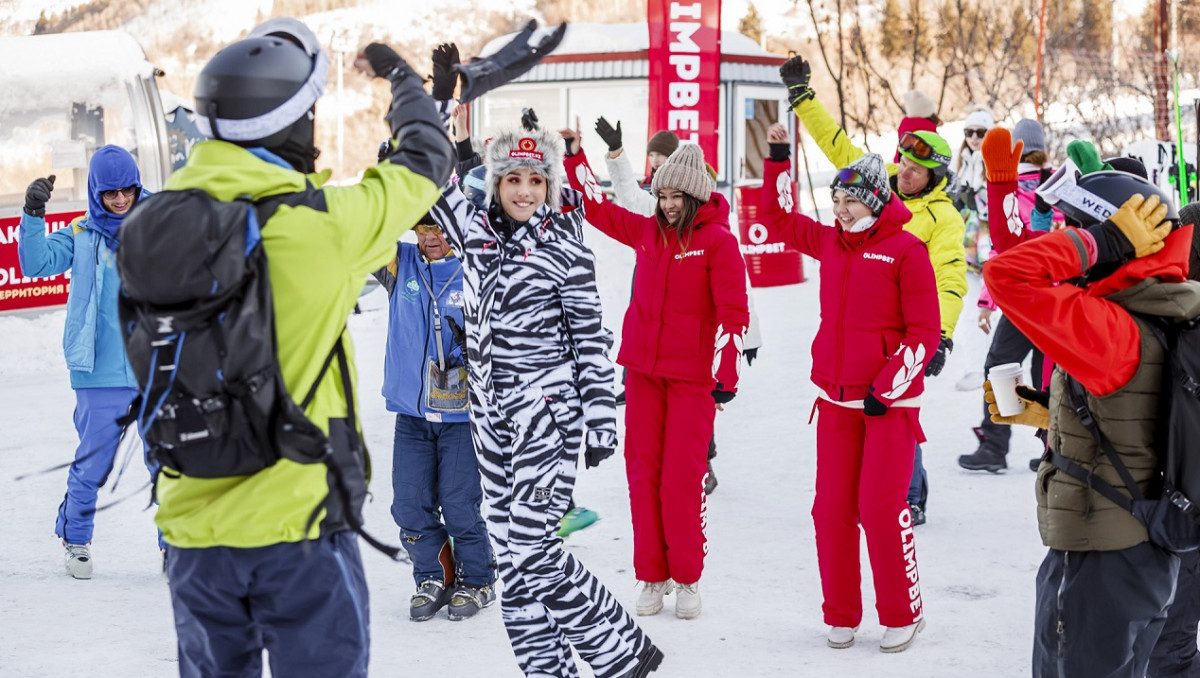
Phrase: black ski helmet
[
  {"left": 194, "top": 21, "right": 328, "bottom": 149},
  {"left": 1046, "top": 170, "right": 1179, "bottom": 228}
]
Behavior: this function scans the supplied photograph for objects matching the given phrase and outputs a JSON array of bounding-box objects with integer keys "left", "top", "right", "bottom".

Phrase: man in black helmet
[
  {"left": 984, "top": 135, "right": 1193, "bottom": 677},
  {"left": 156, "top": 18, "right": 452, "bottom": 677}
]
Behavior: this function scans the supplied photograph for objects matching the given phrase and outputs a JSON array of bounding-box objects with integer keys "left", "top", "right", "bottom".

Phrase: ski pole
[{"left": 1169, "top": 50, "right": 1189, "bottom": 206}]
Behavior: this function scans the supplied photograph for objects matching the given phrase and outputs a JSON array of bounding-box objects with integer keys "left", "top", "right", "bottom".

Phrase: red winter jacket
[
  {"left": 565, "top": 152, "right": 749, "bottom": 392},
  {"left": 774, "top": 193, "right": 941, "bottom": 405},
  {"left": 984, "top": 225, "right": 1195, "bottom": 396}
]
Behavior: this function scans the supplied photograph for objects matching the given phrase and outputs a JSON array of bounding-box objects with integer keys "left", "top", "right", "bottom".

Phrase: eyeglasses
[
  {"left": 964, "top": 128, "right": 987, "bottom": 139},
  {"left": 414, "top": 224, "right": 443, "bottom": 236},
  {"left": 101, "top": 186, "right": 137, "bottom": 201},
  {"left": 898, "top": 132, "right": 952, "bottom": 165}
]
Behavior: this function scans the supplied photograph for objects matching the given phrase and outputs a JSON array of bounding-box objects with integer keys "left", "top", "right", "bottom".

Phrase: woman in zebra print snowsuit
[{"left": 428, "top": 127, "right": 661, "bottom": 678}]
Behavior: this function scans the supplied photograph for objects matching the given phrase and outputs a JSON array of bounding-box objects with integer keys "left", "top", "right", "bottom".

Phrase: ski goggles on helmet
[{"left": 898, "top": 132, "right": 951, "bottom": 166}]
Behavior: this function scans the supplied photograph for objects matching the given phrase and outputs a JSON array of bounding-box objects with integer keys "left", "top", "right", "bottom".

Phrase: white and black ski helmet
[
  {"left": 194, "top": 18, "right": 329, "bottom": 148},
  {"left": 1039, "top": 168, "right": 1179, "bottom": 228}
]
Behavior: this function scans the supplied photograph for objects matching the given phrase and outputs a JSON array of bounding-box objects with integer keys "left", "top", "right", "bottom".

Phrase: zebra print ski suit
[{"left": 430, "top": 186, "right": 654, "bottom": 678}]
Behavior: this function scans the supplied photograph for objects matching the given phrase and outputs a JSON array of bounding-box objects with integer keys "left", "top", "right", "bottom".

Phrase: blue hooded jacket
[
  {"left": 17, "top": 145, "right": 147, "bottom": 389},
  {"left": 379, "top": 243, "right": 469, "bottom": 423}
]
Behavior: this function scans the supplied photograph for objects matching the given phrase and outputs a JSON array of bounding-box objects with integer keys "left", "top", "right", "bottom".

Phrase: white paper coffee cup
[{"left": 989, "top": 363, "right": 1025, "bottom": 417}]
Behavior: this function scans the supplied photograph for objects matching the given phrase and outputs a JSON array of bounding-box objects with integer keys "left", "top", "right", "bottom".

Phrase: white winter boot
[
  {"left": 880, "top": 618, "right": 926, "bottom": 653},
  {"left": 827, "top": 625, "right": 860, "bottom": 649},
  {"left": 636, "top": 580, "right": 674, "bottom": 616},
  {"left": 674, "top": 581, "right": 701, "bottom": 620},
  {"left": 64, "top": 542, "right": 92, "bottom": 580}
]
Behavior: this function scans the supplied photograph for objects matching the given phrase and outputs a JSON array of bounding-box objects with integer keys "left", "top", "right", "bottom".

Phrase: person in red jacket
[
  {"left": 768, "top": 151, "right": 941, "bottom": 653},
  {"left": 562, "top": 135, "right": 748, "bottom": 622}
]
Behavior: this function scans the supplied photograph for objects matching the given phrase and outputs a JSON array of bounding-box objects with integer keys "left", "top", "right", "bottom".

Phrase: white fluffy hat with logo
[{"left": 485, "top": 127, "right": 565, "bottom": 210}]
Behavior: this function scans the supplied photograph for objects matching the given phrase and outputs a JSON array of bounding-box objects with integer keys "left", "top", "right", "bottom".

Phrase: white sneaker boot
[
  {"left": 636, "top": 581, "right": 673, "bottom": 616},
  {"left": 675, "top": 582, "right": 701, "bottom": 620},
  {"left": 880, "top": 618, "right": 926, "bottom": 653},
  {"left": 827, "top": 625, "right": 860, "bottom": 649},
  {"left": 64, "top": 542, "right": 92, "bottom": 580}
]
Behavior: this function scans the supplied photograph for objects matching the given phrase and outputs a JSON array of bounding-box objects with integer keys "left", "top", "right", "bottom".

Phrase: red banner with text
[
  {"left": 0, "top": 211, "right": 81, "bottom": 313},
  {"left": 647, "top": 0, "right": 721, "bottom": 173}
]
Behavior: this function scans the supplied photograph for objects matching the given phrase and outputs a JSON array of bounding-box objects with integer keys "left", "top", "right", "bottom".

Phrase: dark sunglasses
[
  {"left": 964, "top": 128, "right": 987, "bottom": 139},
  {"left": 898, "top": 132, "right": 951, "bottom": 165},
  {"left": 101, "top": 185, "right": 137, "bottom": 201}
]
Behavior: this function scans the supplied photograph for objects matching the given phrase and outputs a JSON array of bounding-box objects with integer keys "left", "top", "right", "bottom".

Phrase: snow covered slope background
[{"left": 0, "top": 229, "right": 1049, "bottom": 677}]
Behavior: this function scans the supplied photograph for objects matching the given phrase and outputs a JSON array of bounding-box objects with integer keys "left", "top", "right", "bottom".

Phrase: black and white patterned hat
[{"left": 830, "top": 153, "right": 890, "bottom": 215}]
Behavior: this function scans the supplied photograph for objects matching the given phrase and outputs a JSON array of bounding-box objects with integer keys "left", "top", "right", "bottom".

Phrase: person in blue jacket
[
  {"left": 17, "top": 144, "right": 150, "bottom": 580},
  {"left": 374, "top": 214, "right": 496, "bottom": 622}
]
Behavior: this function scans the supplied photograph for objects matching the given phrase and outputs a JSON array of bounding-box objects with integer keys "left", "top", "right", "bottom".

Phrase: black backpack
[
  {"left": 1049, "top": 314, "right": 1200, "bottom": 552},
  {"left": 117, "top": 188, "right": 400, "bottom": 557}
]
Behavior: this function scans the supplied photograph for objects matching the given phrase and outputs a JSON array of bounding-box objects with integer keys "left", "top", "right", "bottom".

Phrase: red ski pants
[
  {"left": 624, "top": 370, "right": 713, "bottom": 585},
  {"left": 813, "top": 399, "right": 924, "bottom": 627}
]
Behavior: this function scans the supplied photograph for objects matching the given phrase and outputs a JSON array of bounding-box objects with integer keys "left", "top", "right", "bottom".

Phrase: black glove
[
  {"left": 454, "top": 21, "right": 567, "bottom": 103},
  {"left": 363, "top": 43, "right": 416, "bottom": 82},
  {"left": 863, "top": 394, "right": 887, "bottom": 417},
  {"left": 445, "top": 315, "right": 467, "bottom": 353},
  {"left": 430, "top": 42, "right": 460, "bottom": 101},
  {"left": 743, "top": 348, "right": 758, "bottom": 366},
  {"left": 1085, "top": 219, "right": 1136, "bottom": 267},
  {"left": 377, "top": 140, "right": 392, "bottom": 164},
  {"left": 585, "top": 446, "right": 615, "bottom": 469},
  {"left": 520, "top": 107, "right": 539, "bottom": 131},
  {"left": 712, "top": 389, "right": 736, "bottom": 405},
  {"left": 779, "top": 56, "right": 815, "bottom": 108},
  {"left": 1016, "top": 385, "right": 1050, "bottom": 408},
  {"left": 768, "top": 142, "right": 790, "bottom": 163},
  {"left": 1034, "top": 167, "right": 1054, "bottom": 214},
  {"left": 24, "top": 175, "right": 55, "bottom": 217},
  {"left": 24, "top": 174, "right": 55, "bottom": 217},
  {"left": 594, "top": 116, "right": 623, "bottom": 152},
  {"left": 924, "top": 336, "right": 953, "bottom": 377}
]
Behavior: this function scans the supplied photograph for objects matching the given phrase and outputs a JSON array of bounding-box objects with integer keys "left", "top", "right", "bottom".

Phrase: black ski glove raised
[
  {"left": 430, "top": 42, "right": 460, "bottom": 101},
  {"left": 521, "top": 107, "right": 539, "bottom": 131},
  {"left": 454, "top": 21, "right": 567, "bottom": 103},
  {"left": 779, "top": 56, "right": 815, "bottom": 108},
  {"left": 595, "top": 116, "right": 623, "bottom": 152},
  {"left": 24, "top": 175, "right": 55, "bottom": 217}
]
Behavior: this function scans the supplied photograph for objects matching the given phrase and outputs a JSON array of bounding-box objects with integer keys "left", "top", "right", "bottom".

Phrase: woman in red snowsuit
[
  {"left": 766, "top": 152, "right": 940, "bottom": 652},
  {"left": 563, "top": 137, "right": 748, "bottom": 621}
]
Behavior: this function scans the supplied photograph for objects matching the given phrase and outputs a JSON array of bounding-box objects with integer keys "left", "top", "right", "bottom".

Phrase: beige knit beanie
[{"left": 650, "top": 143, "right": 715, "bottom": 202}]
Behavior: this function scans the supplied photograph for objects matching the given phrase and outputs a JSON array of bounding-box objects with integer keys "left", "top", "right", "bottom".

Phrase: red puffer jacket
[
  {"left": 565, "top": 152, "right": 749, "bottom": 391},
  {"left": 773, "top": 192, "right": 941, "bottom": 405}
]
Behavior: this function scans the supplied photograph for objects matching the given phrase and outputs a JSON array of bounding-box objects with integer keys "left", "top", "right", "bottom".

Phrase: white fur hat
[
  {"left": 903, "top": 90, "right": 937, "bottom": 119},
  {"left": 485, "top": 127, "right": 565, "bottom": 211}
]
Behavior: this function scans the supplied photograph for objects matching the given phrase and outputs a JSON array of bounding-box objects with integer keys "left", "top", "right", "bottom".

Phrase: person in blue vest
[
  {"left": 375, "top": 213, "right": 496, "bottom": 622},
  {"left": 17, "top": 145, "right": 152, "bottom": 580}
]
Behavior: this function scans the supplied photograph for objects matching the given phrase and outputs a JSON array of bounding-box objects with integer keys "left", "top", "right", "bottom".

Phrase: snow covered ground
[{"left": 0, "top": 229, "right": 1049, "bottom": 677}]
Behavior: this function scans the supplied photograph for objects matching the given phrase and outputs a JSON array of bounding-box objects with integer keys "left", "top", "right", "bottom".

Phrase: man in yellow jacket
[
  {"left": 780, "top": 56, "right": 967, "bottom": 526},
  {"left": 154, "top": 19, "right": 452, "bottom": 677}
]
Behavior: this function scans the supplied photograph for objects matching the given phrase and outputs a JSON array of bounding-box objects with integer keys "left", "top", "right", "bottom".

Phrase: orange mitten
[{"left": 981, "top": 128, "right": 1023, "bottom": 184}]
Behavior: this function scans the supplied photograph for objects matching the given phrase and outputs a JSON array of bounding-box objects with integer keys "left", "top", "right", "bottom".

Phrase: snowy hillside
[{"left": 0, "top": 227, "right": 1050, "bottom": 677}]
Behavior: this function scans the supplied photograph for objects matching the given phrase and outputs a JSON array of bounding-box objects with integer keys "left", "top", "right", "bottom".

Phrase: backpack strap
[
  {"left": 1048, "top": 376, "right": 1147, "bottom": 515},
  {"left": 297, "top": 328, "right": 404, "bottom": 561}
]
